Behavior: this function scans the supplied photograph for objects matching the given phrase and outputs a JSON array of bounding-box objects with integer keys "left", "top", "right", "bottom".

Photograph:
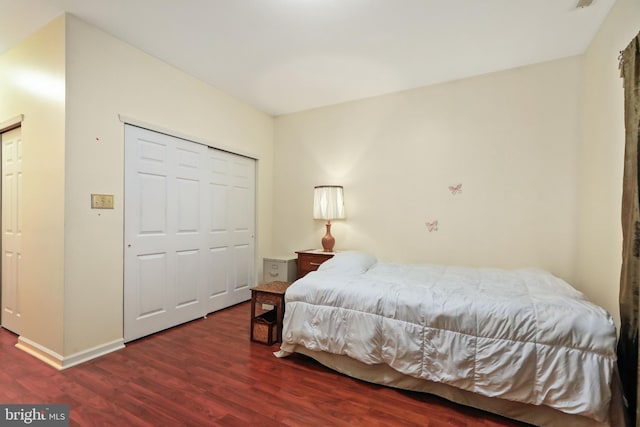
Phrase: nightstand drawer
[
  {"left": 298, "top": 256, "right": 325, "bottom": 272},
  {"left": 296, "top": 250, "right": 335, "bottom": 279}
]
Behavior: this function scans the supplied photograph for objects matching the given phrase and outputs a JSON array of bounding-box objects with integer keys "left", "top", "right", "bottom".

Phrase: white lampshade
[{"left": 313, "top": 185, "right": 345, "bottom": 220}]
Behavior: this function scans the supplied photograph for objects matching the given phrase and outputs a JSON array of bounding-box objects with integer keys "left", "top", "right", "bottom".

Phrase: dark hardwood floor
[{"left": 0, "top": 302, "right": 529, "bottom": 426}]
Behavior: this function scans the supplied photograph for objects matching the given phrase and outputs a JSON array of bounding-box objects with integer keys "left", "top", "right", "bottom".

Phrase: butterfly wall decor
[
  {"left": 425, "top": 220, "right": 438, "bottom": 232},
  {"left": 448, "top": 183, "right": 462, "bottom": 195}
]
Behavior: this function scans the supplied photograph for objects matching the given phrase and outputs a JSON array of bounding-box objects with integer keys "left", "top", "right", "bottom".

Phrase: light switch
[{"left": 91, "top": 194, "right": 114, "bottom": 209}]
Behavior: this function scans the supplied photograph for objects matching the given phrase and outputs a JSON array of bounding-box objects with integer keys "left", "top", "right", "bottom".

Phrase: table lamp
[{"left": 313, "top": 185, "right": 345, "bottom": 252}]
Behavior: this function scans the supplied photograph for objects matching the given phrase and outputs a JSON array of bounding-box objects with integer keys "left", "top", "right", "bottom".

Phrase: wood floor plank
[{"left": 0, "top": 302, "right": 529, "bottom": 426}]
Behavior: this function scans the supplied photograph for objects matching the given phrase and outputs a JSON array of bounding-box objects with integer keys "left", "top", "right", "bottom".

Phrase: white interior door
[
  {"left": 1, "top": 126, "right": 22, "bottom": 334},
  {"left": 124, "top": 125, "right": 255, "bottom": 342}
]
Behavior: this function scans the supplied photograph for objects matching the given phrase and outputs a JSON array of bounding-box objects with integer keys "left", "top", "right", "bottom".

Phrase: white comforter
[{"left": 281, "top": 254, "right": 617, "bottom": 422}]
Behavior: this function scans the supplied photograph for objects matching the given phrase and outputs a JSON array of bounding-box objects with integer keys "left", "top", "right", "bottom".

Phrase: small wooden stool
[{"left": 250, "top": 281, "right": 292, "bottom": 345}]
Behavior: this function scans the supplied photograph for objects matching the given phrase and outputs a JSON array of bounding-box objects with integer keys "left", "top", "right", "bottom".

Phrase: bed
[{"left": 276, "top": 252, "right": 622, "bottom": 427}]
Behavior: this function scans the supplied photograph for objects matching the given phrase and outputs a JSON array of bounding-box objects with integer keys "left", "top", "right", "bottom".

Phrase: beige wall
[
  {"left": 63, "top": 15, "right": 274, "bottom": 356},
  {"left": 273, "top": 2, "right": 640, "bottom": 325},
  {"left": 577, "top": 0, "right": 640, "bottom": 327},
  {"left": 274, "top": 57, "right": 582, "bottom": 283},
  {"left": 0, "top": 16, "right": 66, "bottom": 355}
]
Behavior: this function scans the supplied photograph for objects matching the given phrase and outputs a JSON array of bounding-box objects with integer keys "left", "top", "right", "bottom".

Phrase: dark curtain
[{"left": 618, "top": 30, "right": 640, "bottom": 427}]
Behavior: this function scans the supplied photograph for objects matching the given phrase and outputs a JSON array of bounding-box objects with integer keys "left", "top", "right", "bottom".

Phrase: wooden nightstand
[
  {"left": 296, "top": 250, "right": 335, "bottom": 279},
  {"left": 250, "top": 281, "right": 292, "bottom": 345}
]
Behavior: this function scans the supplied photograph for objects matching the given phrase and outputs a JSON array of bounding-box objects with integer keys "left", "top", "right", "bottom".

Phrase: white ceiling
[{"left": 0, "top": 0, "right": 616, "bottom": 116}]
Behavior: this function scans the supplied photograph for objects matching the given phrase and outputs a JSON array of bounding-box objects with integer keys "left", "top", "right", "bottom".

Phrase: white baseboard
[
  {"left": 15, "top": 337, "right": 64, "bottom": 369},
  {"left": 16, "top": 336, "right": 125, "bottom": 370}
]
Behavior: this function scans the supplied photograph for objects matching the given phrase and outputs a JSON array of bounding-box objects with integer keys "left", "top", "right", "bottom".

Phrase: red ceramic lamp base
[{"left": 321, "top": 221, "right": 335, "bottom": 252}]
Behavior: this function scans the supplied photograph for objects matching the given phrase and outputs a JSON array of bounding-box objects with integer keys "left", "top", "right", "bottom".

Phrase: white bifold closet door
[{"left": 124, "top": 125, "right": 255, "bottom": 342}]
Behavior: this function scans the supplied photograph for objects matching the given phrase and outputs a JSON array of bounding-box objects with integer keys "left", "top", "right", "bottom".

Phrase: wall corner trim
[{"left": 16, "top": 336, "right": 125, "bottom": 370}]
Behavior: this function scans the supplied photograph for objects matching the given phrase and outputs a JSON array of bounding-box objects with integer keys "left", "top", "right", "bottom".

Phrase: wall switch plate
[{"left": 91, "top": 194, "right": 114, "bottom": 209}]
